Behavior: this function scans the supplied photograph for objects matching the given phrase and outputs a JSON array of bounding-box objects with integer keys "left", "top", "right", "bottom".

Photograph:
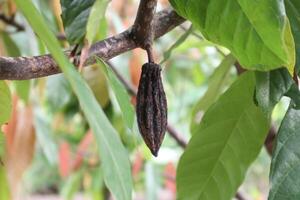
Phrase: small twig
[
  {"left": 234, "top": 62, "right": 246, "bottom": 75},
  {"left": 264, "top": 126, "right": 276, "bottom": 156},
  {"left": 293, "top": 70, "right": 299, "bottom": 86},
  {"left": 180, "top": 24, "right": 202, "bottom": 41},
  {"left": 0, "top": 14, "right": 24, "bottom": 31},
  {"left": 56, "top": 33, "right": 67, "bottom": 41},
  {"left": 146, "top": 45, "right": 155, "bottom": 63},
  {"left": 235, "top": 192, "right": 247, "bottom": 200}
]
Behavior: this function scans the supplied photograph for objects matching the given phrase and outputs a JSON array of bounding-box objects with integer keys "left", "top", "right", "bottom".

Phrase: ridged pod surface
[{"left": 136, "top": 62, "right": 167, "bottom": 156}]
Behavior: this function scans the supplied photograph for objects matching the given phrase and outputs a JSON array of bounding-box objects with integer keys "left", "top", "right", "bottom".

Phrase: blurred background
[{"left": 0, "top": 0, "right": 290, "bottom": 199}]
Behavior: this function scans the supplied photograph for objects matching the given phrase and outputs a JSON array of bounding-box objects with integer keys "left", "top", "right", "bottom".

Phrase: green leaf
[
  {"left": 0, "top": 166, "right": 10, "bottom": 200},
  {"left": 34, "top": 109, "right": 58, "bottom": 165},
  {"left": 0, "top": 81, "right": 12, "bottom": 125},
  {"left": 46, "top": 75, "right": 72, "bottom": 112},
  {"left": 97, "top": 59, "right": 135, "bottom": 130},
  {"left": 14, "top": 81, "right": 31, "bottom": 104},
  {"left": 86, "top": 0, "right": 109, "bottom": 44},
  {"left": 61, "top": 0, "right": 95, "bottom": 44},
  {"left": 269, "top": 106, "right": 300, "bottom": 200},
  {"left": 61, "top": 171, "right": 83, "bottom": 200},
  {"left": 0, "top": 131, "right": 5, "bottom": 156},
  {"left": 15, "top": 1, "right": 133, "bottom": 199},
  {"left": 177, "top": 72, "right": 269, "bottom": 200},
  {"left": 191, "top": 54, "right": 235, "bottom": 133},
  {"left": 255, "top": 69, "right": 294, "bottom": 115},
  {"left": 1, "top": 32, "right": 21, "bottom": 56},
  {"left": 160, "top": 25, "right": 193, "bottom": 64},
  {"left": 170, "top": 0, "right": 295, "bottom": 72},
  {"left": 285, "top": 0, "right": 300, "bottom": 73}
]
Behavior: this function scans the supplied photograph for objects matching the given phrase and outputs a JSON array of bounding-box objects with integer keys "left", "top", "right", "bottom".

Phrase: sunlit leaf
[
  {"left": 269, "top": 106, "right": 300, "bottom": 200},
  {"left": 15, "top": 1, "right": 133, "bottom": 199},
  {"left": 177, "top": 72, "right": 269, "bottom": 200},
  {"left": 170, "top": 0, "right": 295, "bottom": 72}
]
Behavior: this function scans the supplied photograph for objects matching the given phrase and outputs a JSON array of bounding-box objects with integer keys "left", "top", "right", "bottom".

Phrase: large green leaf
[
  {"left": 97, "top": 59, "right": 135, "bottom": 130},
  {"left": 61, "top": 0, "right": 95, "bottom": 44},
  {"left": 170, "top": 0, "right": 295, "bottom": 72},
  {"left": 285, "top": 0, "right": 300, "bottom": 73},
  {"left": 269, "top": 106, "right": 300, "bottom": 200},
  {"left": 15, "top": 1, "right": 132, "bottom": 199},
  {"left": 177, "top": 72, "right": 269, "bottom": 200},
  {"left": 0, "top": 81, "right": 11, "bottom": 125}
]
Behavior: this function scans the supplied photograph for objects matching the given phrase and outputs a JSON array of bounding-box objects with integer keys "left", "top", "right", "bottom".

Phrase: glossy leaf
[
  {"left": 15, "top": 1, "right": 132, "bottom": 199},
  {"left": 269, "top": 106, "right": 300, "bottom": 200},
  {"left": 86, "top": 0, "right": 109, "bottom": 44},
  {"left": 61, "top": 0, "right": 95, "bottom": 44},
  {"left": 0, "top": 81, "right": 12, "bottom": 125},
  {"left": 97, "top": 59, "right": 135, "bottom": 130},
  {"left": 285, "top": 0, "right": 300, "bottom": 73},
  {"left": 170, "top": 0, "right": 295, "bottom": 72},
  {"left": 177, "top": 72, "right": 269, "bottom": 200}
]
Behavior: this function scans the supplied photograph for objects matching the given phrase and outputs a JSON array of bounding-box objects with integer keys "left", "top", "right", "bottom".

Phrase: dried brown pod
[{"left": 136, "top": 62, "right": 168, "bottom": 156}]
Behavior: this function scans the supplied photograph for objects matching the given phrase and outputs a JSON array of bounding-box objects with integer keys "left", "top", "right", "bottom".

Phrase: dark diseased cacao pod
[{"left": 136, "top": 62, "right": 168, "bottom": 156}]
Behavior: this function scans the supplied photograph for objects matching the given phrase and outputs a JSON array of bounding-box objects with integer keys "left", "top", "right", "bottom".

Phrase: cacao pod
[{"left": 136, "top": 62, "right": 168, "bottom": 156}]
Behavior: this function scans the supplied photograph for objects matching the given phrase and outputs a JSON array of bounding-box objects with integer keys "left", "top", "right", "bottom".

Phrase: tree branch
[
  {"left": 0, "top": 9, "right": 185, "bottom": 80},
  {"left": 132, "top": 0, "right": 157, "bottom": 49}
]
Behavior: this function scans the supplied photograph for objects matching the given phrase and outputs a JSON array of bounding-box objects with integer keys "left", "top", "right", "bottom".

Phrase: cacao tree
[{"left": 0, "top": 0, "right": 299, "bottom": 200}]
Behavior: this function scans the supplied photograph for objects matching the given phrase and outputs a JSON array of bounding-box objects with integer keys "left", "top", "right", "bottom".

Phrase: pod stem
[{"left": 146, "top": 45, "right": 155, "bottom": 63}]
